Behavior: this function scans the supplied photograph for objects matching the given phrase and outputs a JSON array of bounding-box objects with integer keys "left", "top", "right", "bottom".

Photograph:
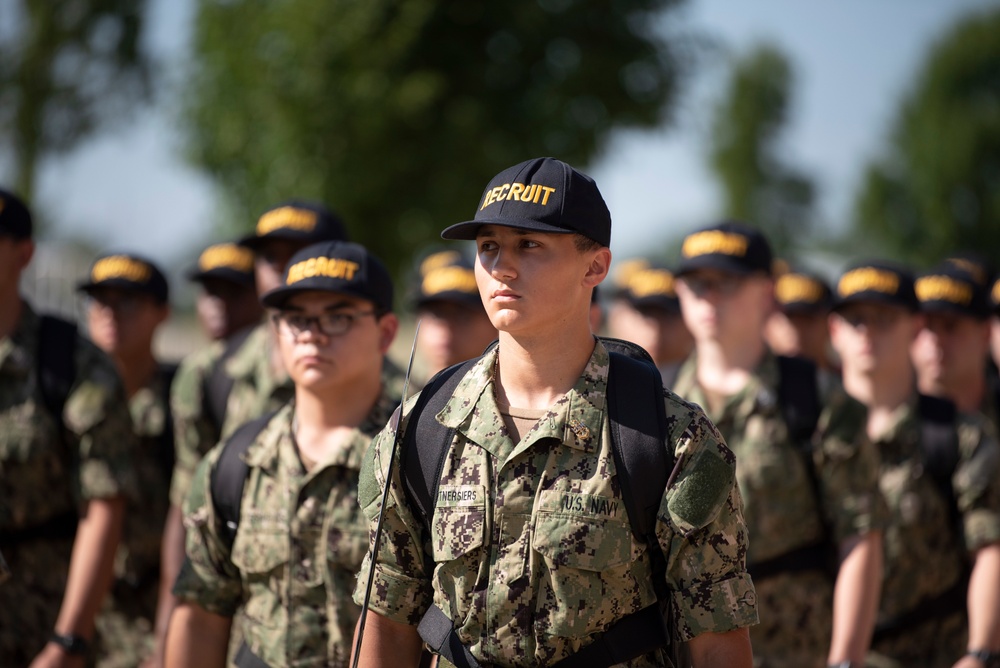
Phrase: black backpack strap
[
  {"left": 917, "top": 394, "right": 962, "bottom": 534},
  {"left": 157, "top": 362, "right": 179, "bottom": 482},
  {"left": 210, "top": 411, "right": 275, "bottom": 549},
  {"left": 37, "top": 315, "right": 79, "bottom": 424},
  {"left": 401, "top": 358, "right": 481, "bottom": 530},
  {"left": 203, "top": 325, "right": 255, "bottom": 433}
]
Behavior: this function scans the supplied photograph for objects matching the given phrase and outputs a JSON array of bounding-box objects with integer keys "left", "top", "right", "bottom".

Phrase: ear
[
  {"left": 377, "top": 313, "right": 399, "bottom": 355},
  {"left": 583, "top": 247, "right": 611, "bottom": 289}
]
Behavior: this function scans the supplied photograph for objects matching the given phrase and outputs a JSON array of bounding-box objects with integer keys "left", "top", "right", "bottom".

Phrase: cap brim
[
  {"left": 675, "top": 255, "right": 765, "bottom": 277},
  {"left": 441, "top": 217, "right": 574, "bottom": 240}
]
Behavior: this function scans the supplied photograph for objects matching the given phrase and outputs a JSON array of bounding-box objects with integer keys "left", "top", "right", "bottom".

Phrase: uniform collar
[{"left": 437, "top": 340, "right": 610, "bottom": 458}]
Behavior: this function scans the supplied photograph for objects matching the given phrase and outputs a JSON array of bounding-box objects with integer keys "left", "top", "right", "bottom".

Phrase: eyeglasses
[
  {"left": 678, "top": 274, "right": 747, "bottom": 298},
  {"left": 271, "top": 310, "right": 376, "bottom": 338}
]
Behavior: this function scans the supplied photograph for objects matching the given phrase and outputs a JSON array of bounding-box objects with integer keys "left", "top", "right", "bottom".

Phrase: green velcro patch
[{"left": 667, "top": 451, "right": 734, "bottom": 535}]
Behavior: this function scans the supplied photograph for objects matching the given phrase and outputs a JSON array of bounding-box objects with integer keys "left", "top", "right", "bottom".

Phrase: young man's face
[
  {"left": 417, "top": 300, "right": 496, "bottom": 375},
  {"left": 608, "top": 301, "right": 692, "bottom": 367},
  {"left": 830, "top": 302, "right": 919, "bottom": 378},
  {"left": 85, "top": 287, "right": 168, "bottom": 360},
  {"left": 273, "top": 290, "right": 398, "bottom": 392},
  {"left": 911, "top": 311, "right": 990, "bottom": 392},
  {"left": 196, "top": 278, "right": 262, "bottom": 341},
  {"left": 676, "top": 269, "right": 773, "bottom": 345},
  {"left": 474, "top": 225, "right": 608, "bottom": 337}
]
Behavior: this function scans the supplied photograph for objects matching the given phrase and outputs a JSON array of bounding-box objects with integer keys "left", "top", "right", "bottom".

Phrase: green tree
[
  {"left": 183, "top": 0, "right": 688, "bottom": 275},
  {"left": 852, "top": 8, "right": 1000, "bottom": 266},
  {"left": 0, "top": 0, "right": 150, "bottom": 202},
  {"left": 707, "top": 43, "right": 814, "bottom": 257}
]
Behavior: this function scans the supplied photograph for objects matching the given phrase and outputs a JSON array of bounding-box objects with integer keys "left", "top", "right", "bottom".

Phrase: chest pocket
[{"left": 532, "top": 490, "right": 645, "bottom": 639}]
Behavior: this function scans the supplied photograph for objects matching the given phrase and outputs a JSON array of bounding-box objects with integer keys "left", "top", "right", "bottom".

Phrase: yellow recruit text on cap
[
  {"left": 257, "top": 206, "right": 318, "bottom": 236},
  {"left": 480, "top": 183, "right": 557, "bottom": 211},
  {"left": 628, "top": 269, "right": 676, "bottom": 298},
  {"left": 423, "top": 266, "right": 477, "bottom": 296},
  {"left": 682, "top": 230, "right": 749, "bottom": 259},
  {"left": 838, "top": 268, "right": 899, "bottom": 298},
  {"left": 199, "top": 244, "right": 254, "bottom": 273},
  {"left": 916, "top": 275, "right": 972, "bottom": 306},
  {"left": 777, "top": 275, "right": 824, "bottom": 304},
  {"left": 286, "top": 257, "right": 359, "bottom": 285},
  {"left": 420, "top": 250, "right": 461, "bottom": 276},
  {"left": 92, "top": 256, "right": 152, "bottom": 284}
]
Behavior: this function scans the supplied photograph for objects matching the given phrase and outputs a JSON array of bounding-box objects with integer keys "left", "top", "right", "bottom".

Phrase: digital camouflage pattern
[
  {"left": 175, "top": 384, "right": 398, "bottom": 668},
  {"left": 94, "top": 366, "right": 174, "bottom": 667},
  {"left": 169, "top": 322, "right": 292, "bottom": 509},
  {"left": 867, "top": 395, "right": 1000, "bottom": 668},
  {"left": 354, "top": 341, "right": 758, "bottom": 668},
  {"left": 672, "top": 352, "right": 886, "bottom": 668},
  {"left": 0, "top": 304, "right": 136, "bottom": 665}
]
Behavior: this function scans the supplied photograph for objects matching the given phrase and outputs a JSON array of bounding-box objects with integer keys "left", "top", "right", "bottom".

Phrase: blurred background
[{"left": 3, "top": 0, "right": 999, "bottom": 360}]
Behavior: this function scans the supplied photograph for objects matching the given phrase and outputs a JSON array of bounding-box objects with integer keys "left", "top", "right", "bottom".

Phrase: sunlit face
[
  {"left": 830, "top": 302, "right": 920, "bottom": 378},
  {"left": 676, "top": 269, "right": 774, "bottom": 345},
  {"left": 608, "top": 301, "right": 693, "bottom": 367},
  {"left": 474, "top": 226, "right": 608, "bottom": 338},
  {"left": 416, "top": 300, "right": 496, "bottom": 375},
  {"left": 85, "top": 287, "right": 168, "bottom": 360},
  {"left": 195, "top": 278, "right": 262, "bottom": 341},
  {"left": 272, "top": 290, "right": 397, "bottom": 393},
  {"left": 911, "top": 311, "right": 990, "bottom": 392},
  {"left": 254, "top": 239, "right": 308, "bottom": 296}
]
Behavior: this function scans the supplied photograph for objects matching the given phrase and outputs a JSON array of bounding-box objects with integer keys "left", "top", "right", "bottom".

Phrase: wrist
[{"left": 49, "top": 631, "right": 90, "bottom": 656}]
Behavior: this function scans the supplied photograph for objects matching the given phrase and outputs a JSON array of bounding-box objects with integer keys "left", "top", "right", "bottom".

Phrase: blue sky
[{"left": 28, "top": 0, "right": 1000, "bottom": 269}]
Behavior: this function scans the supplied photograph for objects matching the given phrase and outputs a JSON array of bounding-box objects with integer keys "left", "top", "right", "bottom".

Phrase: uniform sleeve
[
  {"left": 172, "top": 445, "right": 244, "bottom": 617},
  {"left": 169, "top": 346, "right": 223, "bottom": 508},
  {"left": 352, "top": 407, "right": 434, "bottom": 626},
  {"left": 955, "top": 413, "right": 1000, "bottom": 551},
  {"left": 815, "top": 387, "right": 888, "bottom": 543},
  {"left": 63, "top": 339, "right": 136, "bottom": 502},
  {"left": 658, "top": 399, "right": 758, "bottom": 641}
]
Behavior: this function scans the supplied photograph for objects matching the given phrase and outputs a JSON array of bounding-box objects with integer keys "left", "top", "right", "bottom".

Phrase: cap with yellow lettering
[
  {"left": 613, "top": 258, "right": 680, "bottom": 312},
  {"left": 187, "top": 242, "right": 256, "bottom": 287},
  {"left": 775, "top": 269, "right": 833, "bottom": 315},
  {"left": 915, "top": 263, "right": 988, "bottom": 319},
  {"left": 441, "top": 157, "right": 611, "bottom": 247},
  {"left": 832, "top": 260, "right": 917, "bottom": 312},
  {"left": 260, "top": 241, "right": 393, "bottom": 311},
  {"left": 240, "top": 200, "right": 348, "bottom": 250},
  {"left": 413, "top": 250, "right": 481, "bottom": 309},
  {"left": 676, "top": 221, "right": 772, "bottom": 277},
  {"left": 77, "top": 252, "right": 169, "bottom": 304},
  {"left": 0, "top": 187, "right": 32, "bottom": 239}
]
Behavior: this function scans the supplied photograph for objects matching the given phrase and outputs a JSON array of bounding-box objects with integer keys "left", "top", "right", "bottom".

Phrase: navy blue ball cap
[
  {"left": 916, "top": 262, "right": 989, "bottom": 319},
  {"left": 832, "top": 260, "right": 917, "bottom": 312},
  {"left": 187, "top": 242, "right": 256, "bottom": 286},
  {"left": 78, "top": 252, "right": 170, "bottom": 304},
  {"left": 260, "top": 241, "right": 393, "bottom": 312},
  {"left": 0, "top": 188, "right": 32, "bottom": 239},
  {"left": 412, "top": 250, "right": 481, "bottom": 309},
  {"left": 676, "top": 221, "right": 773, "bottom": 277},
  {"left": 441, "top": 157, "right": 611, "bottom": 247},
  {"left": 240, "top": 199, "right": 348, "bottom": 249}
]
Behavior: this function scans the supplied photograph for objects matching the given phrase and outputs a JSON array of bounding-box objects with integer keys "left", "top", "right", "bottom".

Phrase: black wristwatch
[
  {"left": 49, "top": 631, "right": 89, "bottom": 656},
  {"left": 968, "top": 649, "right": 1000, "bottom": 667}
]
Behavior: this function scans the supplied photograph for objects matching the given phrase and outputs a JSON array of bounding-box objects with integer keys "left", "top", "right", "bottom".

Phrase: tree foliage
[
  {"left": 0, "top": 0, "right": 150, "bottom": 202},
  {"left": 852, "top": 8, "right": 1000, "bottom": 266},
  {"left": 707, "top": 43, "right": 814, "bottom": 257},
  {"left": 183, "top": 0, "right": 688, "bottom": 276}
]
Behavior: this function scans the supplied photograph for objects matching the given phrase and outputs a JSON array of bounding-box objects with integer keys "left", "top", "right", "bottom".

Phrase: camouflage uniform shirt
[
  {"left": 94, "top": 365, "right": 175, "bottom": 667},
  {"left": 0, "top": 304, "right": 136, "bottom": 664},
  {"left": 672, "top": 352, "right": 886, "bottom": 668},
  {"left": 175, "top": 386, "right": 398, "bottom": 668},
  {"left": 868, "top": 394, "right": 1000, "bottom": 668},
  {"left": 354, "top": 341, "right": 758, "bottom": 667}
]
